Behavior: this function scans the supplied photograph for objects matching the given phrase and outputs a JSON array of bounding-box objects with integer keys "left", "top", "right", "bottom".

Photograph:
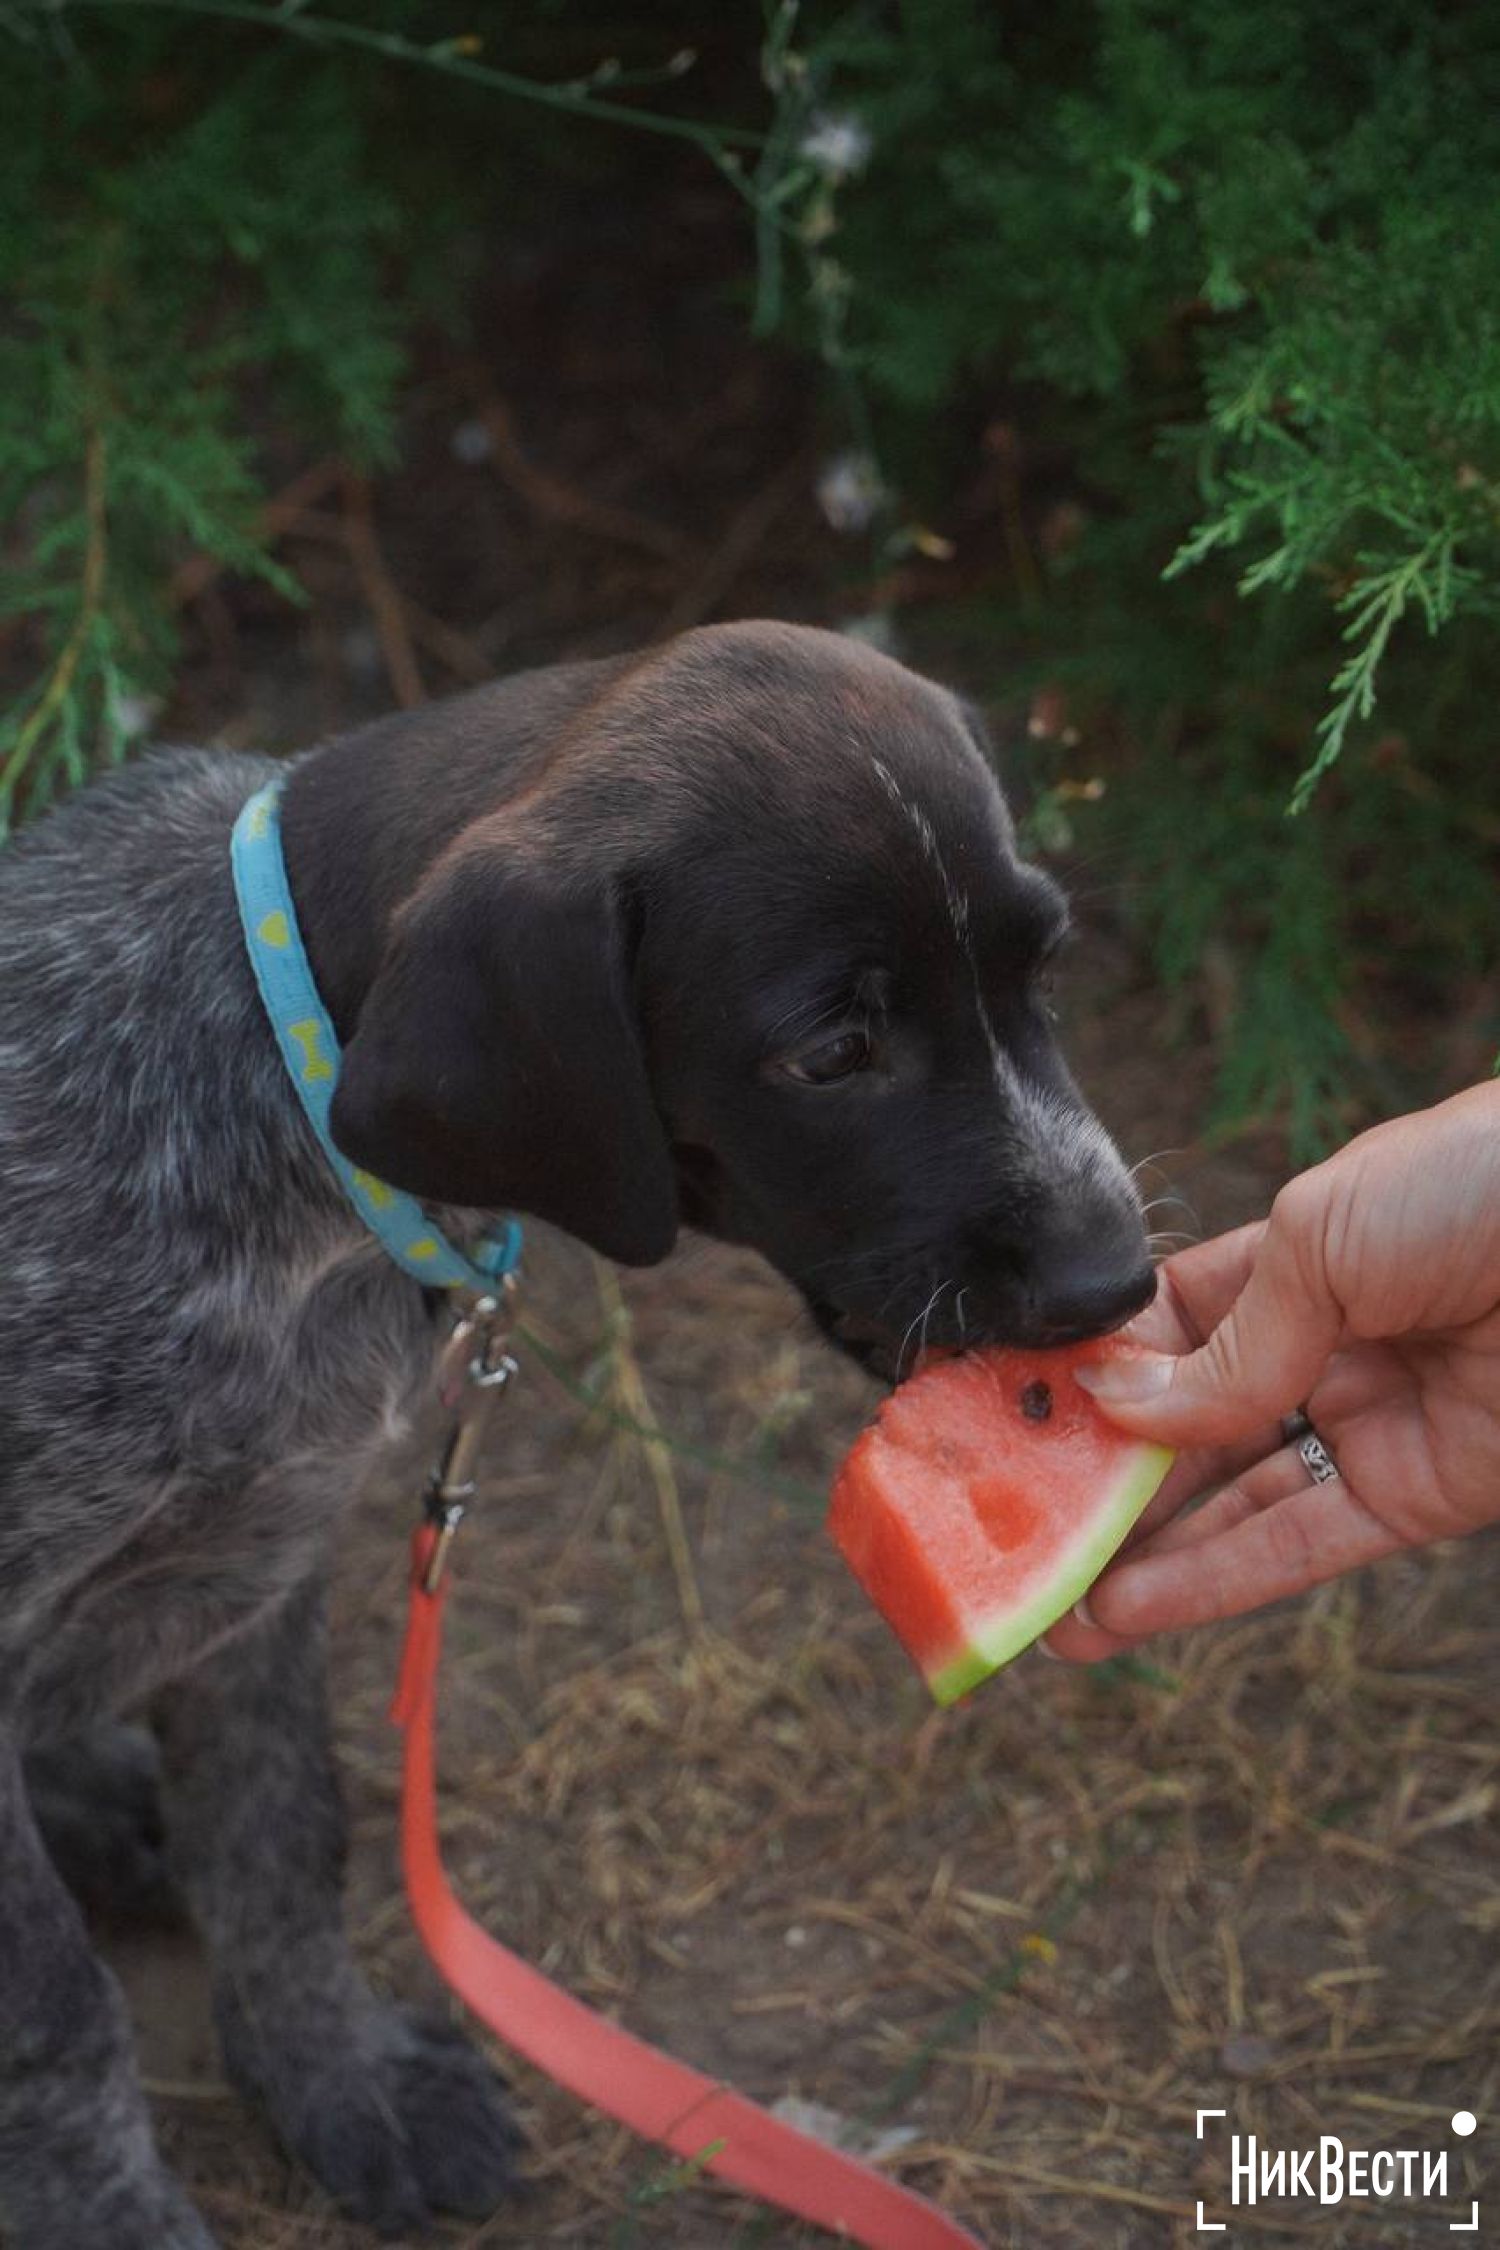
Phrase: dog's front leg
[
  {"left": 0, "top": 1735, "right": 217, "bottom": 2250},
  {"left": 154, "top": 1569, "right": 524, "bottom": 2234}
]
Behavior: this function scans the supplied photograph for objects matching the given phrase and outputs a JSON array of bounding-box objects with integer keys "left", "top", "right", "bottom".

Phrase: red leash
[{"left": 391, "top": 1522, "right": 987, "bottom": 2248}]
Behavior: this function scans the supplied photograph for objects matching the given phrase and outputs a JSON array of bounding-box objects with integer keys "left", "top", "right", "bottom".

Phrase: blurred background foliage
[{"left": 3, "top": 0, "right": 1497, "bottom": 1150}]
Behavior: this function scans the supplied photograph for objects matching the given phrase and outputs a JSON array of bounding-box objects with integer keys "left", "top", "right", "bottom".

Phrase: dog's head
[{"left": 324, "top": 621, "right": 1153, "bottom": 1375}]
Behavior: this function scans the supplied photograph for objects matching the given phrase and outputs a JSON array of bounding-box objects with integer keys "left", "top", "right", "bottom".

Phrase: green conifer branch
[
  {"left": 0, "top": 424, "right": 108, "bottom": 821},
  {"left": 41, "top": 0, "right": 766, "bottom": 165}
]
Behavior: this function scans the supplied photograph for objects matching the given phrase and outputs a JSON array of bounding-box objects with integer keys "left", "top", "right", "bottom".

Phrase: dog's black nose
[{"left": 1028, "top": 1254, "right": 1157, "bottom": 1345}]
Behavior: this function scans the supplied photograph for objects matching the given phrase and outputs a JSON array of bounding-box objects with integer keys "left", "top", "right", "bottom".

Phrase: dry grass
[{"left": 129, "top": 1187, "right": 1498, "bottom": 2250}]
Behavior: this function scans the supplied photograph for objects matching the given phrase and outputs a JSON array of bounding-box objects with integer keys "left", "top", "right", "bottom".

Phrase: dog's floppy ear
[{"left": 330, "top": 852, "right": 678, "bottom": 1267}]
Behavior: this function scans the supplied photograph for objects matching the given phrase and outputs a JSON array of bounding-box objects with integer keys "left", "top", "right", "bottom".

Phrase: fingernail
[
  {"left": 1036, "top": 1636, "right": 1063, "bottom": 1661},
  {"left": 1072, "top": 1594, "right": 1097, "bottom": 1629},
  {"left": 1075, "top": 1349, "right": 1175, "bottom": 1403}
]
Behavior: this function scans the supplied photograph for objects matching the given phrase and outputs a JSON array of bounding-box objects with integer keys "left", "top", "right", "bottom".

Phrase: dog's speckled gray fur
[{"left": 0, "top": 750, "right": 519, "bottom": 2247}]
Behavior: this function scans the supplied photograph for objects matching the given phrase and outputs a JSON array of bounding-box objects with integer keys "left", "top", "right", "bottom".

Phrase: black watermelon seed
[{"left": 1019, "top": 1379, "right": 1053, "bottom": 1422}]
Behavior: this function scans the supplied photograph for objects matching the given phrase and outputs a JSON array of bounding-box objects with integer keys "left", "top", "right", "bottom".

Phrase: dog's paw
[
  {"left": 25, "top": 1724, "right": 184, "bottom": 1930},
  {"left": 378, "top": 2007, "right": 529, "bottom": 2220},
  {"left": 227, "top": 1995, "right": 526, "bottom": 2233}
]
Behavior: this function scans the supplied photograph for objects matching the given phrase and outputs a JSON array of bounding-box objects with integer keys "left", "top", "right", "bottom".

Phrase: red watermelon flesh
[{"left": 828, "top": 1341, "right": 1174, "bottom": 1704}]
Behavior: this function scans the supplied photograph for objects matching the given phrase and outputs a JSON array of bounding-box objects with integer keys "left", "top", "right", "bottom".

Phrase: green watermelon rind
[{"left": 925, "top": 1440, "right": 1175, "bottom": 1706}]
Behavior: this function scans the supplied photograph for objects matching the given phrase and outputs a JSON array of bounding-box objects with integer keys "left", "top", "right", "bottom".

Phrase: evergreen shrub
[{"left": 4, "top": 0, "right": 1496, "bottom": 1140}]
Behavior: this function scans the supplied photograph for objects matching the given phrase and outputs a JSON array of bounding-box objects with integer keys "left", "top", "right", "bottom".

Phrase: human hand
[{"left": 1044, "top": 1078, "right": 1500, "bottom": 1661}]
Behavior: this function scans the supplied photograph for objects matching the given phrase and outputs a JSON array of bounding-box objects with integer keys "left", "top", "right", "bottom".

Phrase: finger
[
  {"left": 1110, "top": 1223, "right": 1267, "bottom": 1358},
  {"left": 1116, "top": 1442, "right": 1319, "bottom": 1562},
  {"left": 1040, "top": 1604, "right": 1149, "bottom": 1664},
  {"left": 1078, "top": 1475, "right": 1402, "bottom": 1638},
  {"left": 1077, "top": 1192, "right": 1344, "bottom": 1445},
  {"left": 1154, "top": 1222, "right": 1267, "bottom": 1344},
  {"left": 1108, "top": 1423, "right": 1286, "bottom": 1554},
  {"left": 1041, "top": 1438, "right": 1305, "bottom": 1662},
  {"left": 1079, "top": 1232, "right": 1285, "bottom": 1554}
]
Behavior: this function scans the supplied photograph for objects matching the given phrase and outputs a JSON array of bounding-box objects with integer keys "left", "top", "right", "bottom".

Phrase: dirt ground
[{"left": 101, "top": 193, "right": 1496, "bottom": 2247}]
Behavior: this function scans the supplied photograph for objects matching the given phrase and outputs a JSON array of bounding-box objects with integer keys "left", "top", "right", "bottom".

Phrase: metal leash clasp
[{"left": 422, "top": 1272, "right": 520, "bottom": 1594}]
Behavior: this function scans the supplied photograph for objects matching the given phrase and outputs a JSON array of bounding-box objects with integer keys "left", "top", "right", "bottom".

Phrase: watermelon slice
[{"left": 828, "top": 1341, "right": 1174, "bottom": 1704}]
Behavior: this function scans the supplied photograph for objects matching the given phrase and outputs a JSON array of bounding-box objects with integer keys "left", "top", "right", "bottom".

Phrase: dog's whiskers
[
  {"left": 1139, "top": 1191, "right": 1200, "bottom": 1232},
  {"left": 1128, "top": 1147, "right": 1187, "bottom": 1186},
  {"left": 896, "top": 1277, "right": 950, "bottom": 1382},
  {"left": 919, "top": 1278, "right": 951, "bottom": 1365}
]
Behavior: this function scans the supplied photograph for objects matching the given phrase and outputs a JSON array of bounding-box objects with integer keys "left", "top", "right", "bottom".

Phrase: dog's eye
[{"left": 779, "top": 1027, "right": 872, "bottom": 1086}]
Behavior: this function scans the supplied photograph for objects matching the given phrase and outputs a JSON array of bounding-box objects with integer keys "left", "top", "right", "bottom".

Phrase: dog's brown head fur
[{"left": 287, "top": 621, "right": 1153, "bottom": 1372}]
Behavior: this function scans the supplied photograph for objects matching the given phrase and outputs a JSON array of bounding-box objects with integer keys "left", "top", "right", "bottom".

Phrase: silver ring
[
  {"left": 1298, "top": 1430, "right": 1340, "bottom": 1484},
  {"left": 1281, "top": 1407, "right": 1339, "bottom": 1483}
]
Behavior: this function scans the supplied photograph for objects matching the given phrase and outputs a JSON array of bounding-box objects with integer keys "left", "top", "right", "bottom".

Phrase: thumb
[{"left": 1076, "top": 1183, "right": 1344, "bottom": 1445}]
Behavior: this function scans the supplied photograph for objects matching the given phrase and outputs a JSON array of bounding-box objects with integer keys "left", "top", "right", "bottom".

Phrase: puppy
[{"left": 0, "top": 621, "right": 1152, "bottom": 2247}]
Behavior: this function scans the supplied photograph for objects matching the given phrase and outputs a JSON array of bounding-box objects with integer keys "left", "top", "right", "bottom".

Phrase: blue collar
[{"left": 230, "top": 775, "right": 522, "bottom": 1293}]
